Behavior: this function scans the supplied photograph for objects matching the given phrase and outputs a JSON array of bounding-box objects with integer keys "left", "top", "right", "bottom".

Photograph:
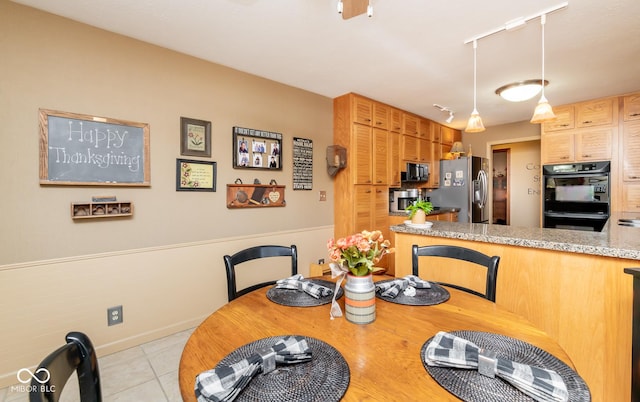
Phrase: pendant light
[
  {"left": 465, "top": 40, "right": 485, "bottom": 133},
  {"left": 530, "top": 14, "right": 557, "bottom": 123}
]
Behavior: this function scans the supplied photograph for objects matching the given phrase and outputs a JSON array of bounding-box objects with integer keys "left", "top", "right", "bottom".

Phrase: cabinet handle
[
  {"left": 376, "top": 121, "right": 383, "bottom": 125},
  {"left": 582, "top": 120, "right": 593, "bottom": 124},
  {"left": 365, "top": 118, "right": 371, "bottom": 122},
  {"left": 376, "top": 180, "right": 383, "bottom": 183},
  {"left": 629, "top": 175, "right": 640, "bottom": 179},
  {"left": 582, "top": 154, "right": 592, "bottom": 158},
  {"left": 366, "top": 190, "right": 372, "bottom": 193},
  {"left": 631, "top": 113, "right": 640, "bottom": 117},
  {"left": 560, "top": 124, "right": 570, "bottom": 127}
]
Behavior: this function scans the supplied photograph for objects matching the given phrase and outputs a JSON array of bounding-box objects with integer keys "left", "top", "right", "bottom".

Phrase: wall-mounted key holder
[{"left": 227, "top": 179, "right": 286, "bottom": 208}]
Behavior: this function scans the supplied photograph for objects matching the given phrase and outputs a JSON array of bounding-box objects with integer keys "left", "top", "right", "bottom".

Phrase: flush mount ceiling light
[{"left": 495, "top": 79, "right": 549, "bottom": 102}]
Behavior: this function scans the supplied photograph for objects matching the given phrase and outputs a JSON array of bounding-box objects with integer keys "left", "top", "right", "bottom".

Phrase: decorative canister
[{"left": 344, "top": 273, "right": 376, "bottom": 324}]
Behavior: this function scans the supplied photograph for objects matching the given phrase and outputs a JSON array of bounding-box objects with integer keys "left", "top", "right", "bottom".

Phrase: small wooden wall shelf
[
  {"left": 226, "top": 183, "right": 286, "bottom": 208},
  {"left": 71, "top": 201, "right": 133, "bottom": 219}
]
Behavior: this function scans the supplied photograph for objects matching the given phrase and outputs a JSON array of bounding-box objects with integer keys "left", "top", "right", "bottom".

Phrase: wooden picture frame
[
  {"left": 232, "top": 126, "right": 282, "bottom": 170},
  {"left": 39, "top": 109, "right": 150, "bottom": 186},
  {"left": 176, "top": 159, "right": 216, "bottom": 192},
  {"left": 180, "top": 117, "right": 211, "bottom": 157}
]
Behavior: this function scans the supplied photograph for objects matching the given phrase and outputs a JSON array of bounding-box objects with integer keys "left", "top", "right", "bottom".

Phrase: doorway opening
[{"left": 492, "top": 148, "right": 509, "bottom": 225}]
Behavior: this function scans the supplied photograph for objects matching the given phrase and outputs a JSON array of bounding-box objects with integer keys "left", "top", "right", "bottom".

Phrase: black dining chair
[
  {"left": 224, "top": 244, "right": 298, "bottom": 301},
  {"left": 30, "top": 331, "right": 101, "bottom": 402},
  {"left": 412, "top": 244, "right": 500, "bottom": 302}
]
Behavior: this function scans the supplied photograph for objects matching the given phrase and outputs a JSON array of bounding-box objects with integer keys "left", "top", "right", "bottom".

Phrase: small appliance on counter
[
  {"left": 402, "top": 163, "right": 429, "bottom": 183},
  {"left": 389, "top": 188, "right": 418, "bottom": 213}
]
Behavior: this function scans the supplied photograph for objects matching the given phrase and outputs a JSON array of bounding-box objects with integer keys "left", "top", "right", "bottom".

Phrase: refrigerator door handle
[{"left": 476, "top": 169, "right": 488, "bottom": 209}]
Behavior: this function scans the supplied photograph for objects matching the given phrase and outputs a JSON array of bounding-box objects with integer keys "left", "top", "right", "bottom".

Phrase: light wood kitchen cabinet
[
  {"left": 541, "top": 131, "right": 574, "bottom": 163},
  {"left": 353, "top": 95, "right": 373, "bottom": 126},
  {"left": 542, "top": 105, "right": 575, "bottom": 132},
  {"left": 440, "top": 125, "right": 455, "bottom": 146},
  {"left": 401, "top": 134, "right": 419, "bottom": 162},
  {"left": 430, "top": 142, "right": 442, "bottom": 188},
  {"left": 574, "top": 127, "right": 613, "bottom": 161},
  {"left": 402, "top": 113, "right": 419, "bottom": 136},
  {"left": 622, "top": 121, "right": 640, "bottom": 181},
  {"left": 388, "top": 131, "right": 401, "bottom": 187},
  {"left": 417, "top": 137, "right": 430, "bottom": 163},
  {"left": 575, "top": 97, "right": 617, "bottom": 128},
  {"left": 622, "top": 185, "right": 640, "bottom": 212},
  {"left": 352, "top": 123, "right": 372, "bottom": 184},
  {"left": 541, "top": 126, "right": 614, "bottom": 164},
  {"left": 373, "top": 102, "right": 389, "bottom": 130},
  {"left": 623, "top": 93, "right": 640, "bottom": 121},
  {"left": 390, "top": 108, "right": 402, "bottom": 132},
  {"left": 372, "top": 128, "right": 389, "bottom": 185},
  {"left": 353, "top": 185, "right": 390, "bottom": 267},
  {"left": 418, "top": 118, "right": 430, "bottom": 138},
  {"left": 334, "top": 93, "right": 392, "bottom": 250}
]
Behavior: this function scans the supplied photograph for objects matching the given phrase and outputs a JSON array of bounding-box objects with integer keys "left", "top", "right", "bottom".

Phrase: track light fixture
[
  {"left": 367, "top": 0, "right": 373, "bottom": 17},
  {"left": 337, "top": 0, "right": 343, "bottom": 14},
  {"left": 433, "top": 104, "right": 455, "bottom": 124}
]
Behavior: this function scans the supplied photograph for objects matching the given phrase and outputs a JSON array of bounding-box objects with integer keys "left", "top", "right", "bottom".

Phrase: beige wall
[
  {"left": 0, "top": 1, "right": 335, "bottom": 387},
  {"left": 492, "top": 140, "right": 542, "bottom": 227}
]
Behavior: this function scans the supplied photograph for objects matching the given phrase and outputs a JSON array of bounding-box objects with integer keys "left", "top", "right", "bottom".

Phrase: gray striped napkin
[
  {"left": 195, "top": 335, "right": 312, "bottom": 402},
  {"left": 275, "top": 274, "right": 333, "bottom": 298},
  {"left": 375, "top": 275, "right": 431, "bottom": 298},
  {"left": 424, "top": 331, "right": 568, "bottom": 402}
]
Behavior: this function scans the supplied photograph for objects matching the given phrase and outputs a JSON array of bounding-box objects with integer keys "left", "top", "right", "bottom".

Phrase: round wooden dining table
[{"left": 179, "top": 277, "right": 576, "bottom": 401}]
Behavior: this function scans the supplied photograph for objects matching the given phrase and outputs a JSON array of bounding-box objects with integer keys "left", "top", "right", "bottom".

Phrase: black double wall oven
[{"left": 543, "top": 161, "right": 610, "bottom": 232}]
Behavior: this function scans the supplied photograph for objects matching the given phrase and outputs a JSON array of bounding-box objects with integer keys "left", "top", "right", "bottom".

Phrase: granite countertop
[{"left": 391, "top": 211, "right": 640, "bottom": 261}]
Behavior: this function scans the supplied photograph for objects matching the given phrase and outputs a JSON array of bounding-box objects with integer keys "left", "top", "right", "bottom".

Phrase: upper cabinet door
[
  {"left": 576, "top": 98, "right": 617, "bottom": 128},
  {"left": 352, "top": 95, "right": 373, "bottom": 126},
  {"left": 623, "top": 93, "right": 640, "bottom": 121},
  {"left": 389, "top": 108, "right": 402, "bottom": 133},
  {"left": 543, "top": 105, "right": 575, "bottom": 132},
  {"left": 402, "top": 113, "right": 419, "bottom": 136},
  {"left": 372, "top": 102, "right": 389, "bottom": 130}
]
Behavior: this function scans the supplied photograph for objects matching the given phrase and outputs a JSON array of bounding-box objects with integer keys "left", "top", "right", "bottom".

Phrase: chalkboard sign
[{"left": 39, "top": 109, "right": 150, "bottom": 186}]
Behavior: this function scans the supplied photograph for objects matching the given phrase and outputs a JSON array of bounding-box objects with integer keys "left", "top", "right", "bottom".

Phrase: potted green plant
[{"left": 405, "top": 200, "right": 434, "bottom": 224}]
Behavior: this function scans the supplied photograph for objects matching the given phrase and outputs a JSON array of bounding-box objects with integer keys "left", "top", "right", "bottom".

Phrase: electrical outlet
[
  {"left": 319, "top": 190, "right": 327, "bottom": 201},
  {"left": 318, "top": 258, "right": 325, "bottom": 264},
  {"left": 107, "top": 305, "right": 123, "bottom": 326}
]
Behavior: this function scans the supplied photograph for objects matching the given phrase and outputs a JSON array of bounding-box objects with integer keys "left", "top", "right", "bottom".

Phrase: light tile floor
[{"left": 0, "top": 327, "right": 195, "bottom": 402}]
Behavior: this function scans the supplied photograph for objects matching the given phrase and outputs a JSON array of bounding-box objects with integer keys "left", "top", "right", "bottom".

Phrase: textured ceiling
[{"left": 11, "top": 0, "right": 640, "bottom": 130}]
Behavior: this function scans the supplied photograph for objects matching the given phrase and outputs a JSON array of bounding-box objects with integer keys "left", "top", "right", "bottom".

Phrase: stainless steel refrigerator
[{"left": 428, "top": 156, "right": 489, "bottom": 223}]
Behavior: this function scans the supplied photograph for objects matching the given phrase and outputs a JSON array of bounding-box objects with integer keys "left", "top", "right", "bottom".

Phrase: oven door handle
[{"left": 544, "top": 212, "right": 609, "bottom": 220}]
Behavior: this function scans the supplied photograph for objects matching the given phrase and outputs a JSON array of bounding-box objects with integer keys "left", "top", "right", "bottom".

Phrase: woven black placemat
[
  {"left": 214, "top": 335, "right": 350, "bottom": 402},
  {"left": 375, "top": 279, "right": 450, "bottom": 306},
  {"left": 420, "top": 330, "right": 591, "bottom": 402},
  {"left": 267, "top": 279, "right": 343, "bottom": 307}
]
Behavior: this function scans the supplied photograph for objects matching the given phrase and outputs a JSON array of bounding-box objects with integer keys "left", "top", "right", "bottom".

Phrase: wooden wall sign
[{"left": 227, "top": 181, "right": 286, "bottom": 208}]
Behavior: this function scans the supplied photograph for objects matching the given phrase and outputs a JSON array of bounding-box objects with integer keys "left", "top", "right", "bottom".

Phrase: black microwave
[{"left": 402, "top": 163, "right": 429, "bottom": 182}]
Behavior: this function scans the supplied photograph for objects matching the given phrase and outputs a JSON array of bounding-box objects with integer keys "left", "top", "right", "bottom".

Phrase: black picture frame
[
  {"left": 176, "top": 159, "right": 216, "bottom": 192},
  {"left": 180, "top": 117, "right": 211, "bottom": 157},
  {"left": 232, "top": 126, "right": 282, "bottom": 170}
]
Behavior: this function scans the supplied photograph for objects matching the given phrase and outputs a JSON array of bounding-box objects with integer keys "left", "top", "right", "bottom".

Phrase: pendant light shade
[
  {"left": 531, "top": 14, "right": 557, "bottom": 124},
  {"left": 465, "top": 40, "right": 485, "bottom": 133}
]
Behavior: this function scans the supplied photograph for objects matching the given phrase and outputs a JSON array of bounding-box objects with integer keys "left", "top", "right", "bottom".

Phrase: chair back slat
[
  {"left": 224, "top": 245, "right": 298, "bottom": 301},
  {"left": 412, "top": 244, "right": 500, "bottom": 302}
]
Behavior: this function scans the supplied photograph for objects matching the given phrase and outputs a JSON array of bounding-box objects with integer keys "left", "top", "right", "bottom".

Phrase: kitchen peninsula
[{"left": 391, "top": 214, "right": 640, "bottom": 402}]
